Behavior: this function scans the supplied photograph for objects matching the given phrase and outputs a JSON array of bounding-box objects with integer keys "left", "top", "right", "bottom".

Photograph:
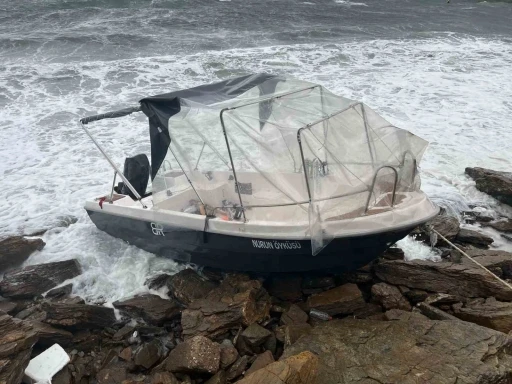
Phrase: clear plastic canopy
[{"left": 151, "top": 77, "right": 428, "bottom": 255}]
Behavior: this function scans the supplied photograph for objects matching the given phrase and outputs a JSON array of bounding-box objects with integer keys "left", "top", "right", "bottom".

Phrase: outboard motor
[{"left": 114, "top": 154, "right": 150, "bottom": 199}]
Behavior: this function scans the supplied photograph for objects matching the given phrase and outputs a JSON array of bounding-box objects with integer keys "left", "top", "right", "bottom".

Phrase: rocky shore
[{"left": 1, "top": 166, "right": 512, "bottom": 384}]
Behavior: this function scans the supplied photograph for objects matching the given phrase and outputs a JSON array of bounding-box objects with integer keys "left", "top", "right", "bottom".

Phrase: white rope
[{"left": 433, "top": 229, "right": 512, "bottom": 291}]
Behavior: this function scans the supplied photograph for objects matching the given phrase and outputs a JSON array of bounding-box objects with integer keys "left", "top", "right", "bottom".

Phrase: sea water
[{"left": 1, "top": 0, "right": 511, "bottom": 303}]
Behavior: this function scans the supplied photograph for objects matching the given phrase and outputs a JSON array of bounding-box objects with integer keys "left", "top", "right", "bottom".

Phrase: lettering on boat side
[
  {"left": 251, "top": 240, "right": 301, "bottom": 250},
  {"left": 151, "top": 223, "right": 165, "bottom": 236}
]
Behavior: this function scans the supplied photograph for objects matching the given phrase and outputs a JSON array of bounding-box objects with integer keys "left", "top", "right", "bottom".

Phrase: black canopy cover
[{"left": 139, "top": 73, "right": 284, "bottom": 179}]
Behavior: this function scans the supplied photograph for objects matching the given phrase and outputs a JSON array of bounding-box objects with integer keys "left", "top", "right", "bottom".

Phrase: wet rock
[
  {"left": 452, "top": 297, "right": 512, "bottom": 333},
  {"left": 30, "top": 320, "right": 73, "bottom": 347},
  {"left": 280, "top": 304, "right": 308, "bottom": 325},
  {"left": 46, "top": 283, "right": 73, "bottom": 299},
  {"left": 340, "top": 270, "right": 373, "bottom": 285},
  {"left": 424, "top": 293, "right": 462, "bottom": 306},
  {"left": 306, "top": 283, "right": 366, "bottom": 316},
  {"left": 484, "top": 219, "right": 512, "bottom": 234},
  {"left": 0, "top": 259, "right": 81, "bottom": 299},
  {"left": 52, "top": 366, "right": 72, "bottom": 384},
  {"left": 245, "top": 350, "right": 275, "bottom": 376},
  {"left": 375, "top": 259, "right": 512, "bottom": 301},
  {"left": 113, "top": 294, "right": 181, "bottom": 326},
  {"left": 282, "top": 316, "right": 512, "bottom": 384},
  {"left": 416, "top": 302, "right": 459, "bottom": 321},
  {"left": 268, "top": 275, "right": 303, "bottom": 302},
  {"left": 465, "top": 167, "right": 512, "bottom": 206},
  {"left": 181, "top": 276, "right": 271, "bottom": 340},
  {"left": 151, "top": 371, "right": 180, "bottom": 384},
  {"left": 236, "top": 351, "right": 318, "bottom": 384},
  {"left": 205, "top": 370, "right": 227, "bottom": 384},
  {"left": 167, "top": 269, "right": 218, "bottom": 306},
  {"left": 0, "top": 236, "right": 45, "bottom": 272},
  {"left": 220, "top": 340, "right": 239, "bottom": 369},
  {"left": 145, "top": 273, "right": 173, "bottom": 290},
  {"left": 113, "top": 324, "right": 136, "bottom": 341},
  {"left": 381, "top": 247, "right": 405, "bottom": 261},
  {"left": 301, "top": 275, "right": 335, "bottom": 295},
  {"left": 134, "top": 340, "right": 165, "bottom": 369},
  {"left": 456, "top": 228, "right": 494, "bottom": 249},
  {"left": 43, "top": 302, "right": 116, "bottom": 330},
  {"left": 241, "top": 323, "right": 272, "bottom": 347},
  {"left": 165, "top": 335, "right": 220, "bottom": 374},
  {"left": 97, "top": 367, "right": 127, "bottom": 384},
  {"left": 15, "top": 304, "right": 42, "bottom": 320},
  {"left": 371, "top": 282, "right": 411, "bottom": 311},
  {"left": 227, "top": 355, "right": 250, "bottom": 381},
  {"left": 414, "top": 214, "right": 460, "bottom": 246},
  {"left": 0, "top": 313, "right": 38, "bottom": 384},
  {"left": 284, "top": 324, "right": 312, "bottom": 347}
]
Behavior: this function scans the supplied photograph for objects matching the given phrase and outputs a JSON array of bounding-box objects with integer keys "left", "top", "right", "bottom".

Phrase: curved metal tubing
[
  {"left": 365, "top": 165, "right": 399, "bottom": 214},
  {"left": 79, "top": 121, "right": 147, "bottom": 209}
]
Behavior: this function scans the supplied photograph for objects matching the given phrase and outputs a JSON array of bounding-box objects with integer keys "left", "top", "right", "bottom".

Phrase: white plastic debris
[{"left": 23, "top": 343, "right": 70, "bottom": 384}]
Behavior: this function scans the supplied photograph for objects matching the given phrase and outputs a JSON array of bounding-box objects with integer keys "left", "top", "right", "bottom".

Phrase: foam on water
[{"left": 1, "top": 35, "right": 512, "bottom": 303}]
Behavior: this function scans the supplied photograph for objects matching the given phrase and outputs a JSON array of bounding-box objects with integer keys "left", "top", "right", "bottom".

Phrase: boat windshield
[{"left": 148, "top": 76, "right": 429, "bottom": 255}]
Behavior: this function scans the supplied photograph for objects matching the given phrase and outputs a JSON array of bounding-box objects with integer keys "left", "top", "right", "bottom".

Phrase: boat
[{"left": 80, "top": 73, "right": 439, "bottom": 272}]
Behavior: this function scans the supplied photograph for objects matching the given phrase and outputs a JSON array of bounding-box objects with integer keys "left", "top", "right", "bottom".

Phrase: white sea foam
[{"left": 1, "top": 36, "right": 511, "bottom": 302}]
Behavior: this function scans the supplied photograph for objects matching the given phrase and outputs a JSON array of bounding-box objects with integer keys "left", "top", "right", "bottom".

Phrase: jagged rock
[
  {"left": 15, "top": 305, "right": 42, "bottom": 320},
  {"left": 30, "top": 320, "right": 73, "bottom": 347},
  {"left": 340, "top": 270, "right": 373, "bottom": 284},
  {"left": 119, "top": 346, "right": 132, "bottom": 361},
  {"left": 416, "top": 302, "right": 459, "bottom": 321},
  {"left": 280, "top": 304, "right": 308, "bottom": 325},
  {"left": 151, "top": 371, "right": 180, "bottom": 384},
  {"left": 227, "top": 355, "right": 250, "bottom": 381},
  {"left": 235, "top": 351, "right": 318, "bottom": 384},
  {"left": 46, "top": 283, "right": 73, "bottom": 299},
  {"left": 284, "top": 324, "right": 312, "bottom": 347},
  {"left": 0, "top": 236, "right": 45, "bottom": 272},
  {"left": 113, "top": 324, "right": 136, "bottom": 341},
  {"left": 134, "top": 340, "right": 165, "bottom": 369},
  {"left": 465, "top": 249, "right": 512, "bottom": 279},
  {"left": 43, "top": 302, "right": 116, "bottom": 330},
  {"left": 452, "top": 297, "right": 512, "bottom": 333},
  {"left": 97, "top": 367, "right": 127, "bottom": 384},
  {"left": 0, "top": 313, "right": 38, "bottom": 384},
  {"left": 0, "top": 300, "right": 17, "bottom": 315},
  {"left": 245, "top": 350, "right": 275, "bottom": 376},
  {"left": 384, "top": 308, "right": 429, "bottom": 322},
  {"left": 181, "top": 276, "right": 271, "bottom": 340},
  {"left": 466, "top": 167, "right": 512, "bottom": 206},
  {"left": 206, "top": 370, "right": 227, "bottom": 384},
  {"left": 353, "top": 303, "right": 383, "bottom": 319},
  {"left": 306, "top": 283, "right": 365, "bottom": 316},
  {"left": 456, "top": 228, "right": 494, "bottom": 249},
  {"left": 0, "top": 259, "right": 81, "bottom": 299},
  {"left": 165, "top": 335, "right": 220, "bottom": 374},
  {"left": 263, "top": 331, "right": 277, "bottom": 355},
  {"left": 371, "top": 282, "right": 411, "bottom": 311},
  {"left": 282, "top": 316, "right": 512, "bottom": 384},
  {"left": 375, "top": 259, "right": 512, "bottom": 301},
  {"left": 484, "top": 219, "right": 512, "bottom": 234},
  {"left": 241, "top": 323, "right": 271, "bottom": 347},
  {"left": 414, "top": 214, "right": 460, "bottom": 246},
  {"left": 220, "top": 340, "right": 239, "bottom": 369},
  {"left": 113, "top": 294, "right": 181, "bottom": 326},
  {"left": 52, "top": 366, "right": 72, "bottom": 384},
  {"left": 167, "top": 269, "right": 218, "bottom": 306},
  {"left": 268, "top": 275, "right": 303, "bottom": 302}
]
